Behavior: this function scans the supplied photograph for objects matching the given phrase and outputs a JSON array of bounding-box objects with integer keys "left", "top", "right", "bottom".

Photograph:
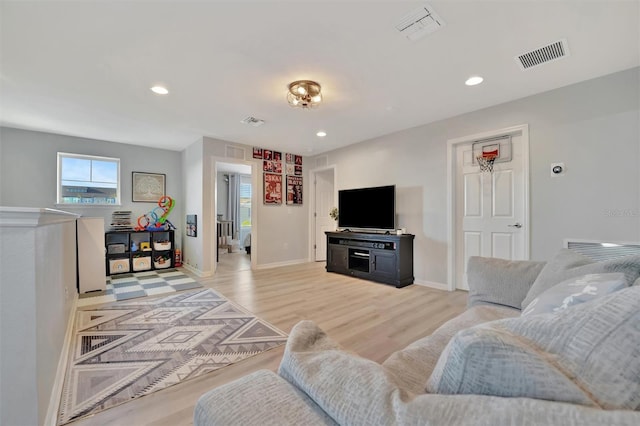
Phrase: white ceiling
[{"left": 1, "top": 1, "right": 638, "bottom": 155}]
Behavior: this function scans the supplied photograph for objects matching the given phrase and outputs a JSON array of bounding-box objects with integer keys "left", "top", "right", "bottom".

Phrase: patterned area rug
[
  {"left": 77, "top": 269, "right": 202, "bottom": 307},
  {"left": 58, "top": 288, "right": 288, "bottom": 425}
]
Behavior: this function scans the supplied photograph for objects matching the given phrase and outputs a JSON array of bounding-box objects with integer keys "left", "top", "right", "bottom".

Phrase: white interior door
[
  {"left": 454, "top": 132, "right": 528, "bottom": 290},
  {"left": 314, "top": 169, "right": 335, "bottom": 261}
]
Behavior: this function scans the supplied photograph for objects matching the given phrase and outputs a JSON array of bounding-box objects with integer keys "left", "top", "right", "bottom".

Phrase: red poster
[
  {"left": 287, "top": 175, "right": 303, "bottom": 205},
  {"left": 264, "top": 173, "right": 282, "bottom": 205}
]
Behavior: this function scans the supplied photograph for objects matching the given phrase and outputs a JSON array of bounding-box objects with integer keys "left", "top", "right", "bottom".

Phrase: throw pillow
[
  {"left": 427, "top": 286, "right": 640, "bottom": 410},
  {"left": 521, "top": 272, "right": 627, "bottom": 316},
  {"left": 521, "top": 249, "right": 640, "bottom": 309},
  {"left": 466, "top": 257, "right": 546, "bottom": 310}
]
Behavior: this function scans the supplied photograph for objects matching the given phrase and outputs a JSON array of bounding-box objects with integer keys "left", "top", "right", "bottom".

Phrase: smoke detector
[
  {"left": 516, "top": 39, "right": 570, "bottom": 70},
  {"left": 395, "top": 3, "right": 445, "bottom": 41},
  {"left": 240, "top": 116, "right": 265, "bottom": 127}
]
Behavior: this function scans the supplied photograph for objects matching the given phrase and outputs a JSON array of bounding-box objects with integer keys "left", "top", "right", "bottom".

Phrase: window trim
[{"left": 57, "top": 152, "right": 121, "bottom": 206}]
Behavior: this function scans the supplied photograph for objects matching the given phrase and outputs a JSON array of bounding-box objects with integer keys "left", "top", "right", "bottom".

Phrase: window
[
  {"left": 57, "top": 153, "right": 120, "bottom": 205},
  {"left": 239, "top": 175, "right": 252, "bottom": 228}
]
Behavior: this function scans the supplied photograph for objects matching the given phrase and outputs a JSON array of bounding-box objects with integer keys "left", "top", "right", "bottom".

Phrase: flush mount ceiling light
[
  {"left": 465, "top": 76, "right": 484, "bottom": 86},
  {"left": 287, "top": 80, "right": 322, "bottom": 109},
  {"left": 316, "top": 131, "right": 327, "bottom": 137},
  {"left": 151, "top": 86, "right": 169, "bottom": 95}
]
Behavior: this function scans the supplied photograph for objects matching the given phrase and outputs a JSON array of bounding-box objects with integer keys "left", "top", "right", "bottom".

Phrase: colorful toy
[{"left": 135, "top": 195, "right": 176, "bottom": 231}]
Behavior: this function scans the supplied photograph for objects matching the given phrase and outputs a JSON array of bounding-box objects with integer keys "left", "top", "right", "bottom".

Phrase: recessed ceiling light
[
  {"left": 465, "top": 76, "right": 484, "bottom": 86},
  {"left": 151, "top": 86, "right": 169, "bottom": 95},
  {"left": 316, "top": 131, "right": 327, "bottom": 137}
]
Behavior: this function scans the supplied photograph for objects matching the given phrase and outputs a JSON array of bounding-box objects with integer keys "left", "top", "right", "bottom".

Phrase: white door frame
[
  {"left": 308, "top": 165, "right": 337, "bottom": 262},
  {"left": 446, "top": 124, "right": 530, "bottom": 291},
  {"left": 211, "top": 157, "right": 258, "bottom": 275}
]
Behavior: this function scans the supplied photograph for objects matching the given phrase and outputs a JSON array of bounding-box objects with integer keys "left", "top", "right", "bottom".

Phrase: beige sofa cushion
[
  {"left": 521, "top": 249, "right": 640, "bottom": 309},
  {"left": 467, "top": 256, "right": 546, "bottom": 309},
  {"left": 427, "top": 286, "right": 640, "bottom": 410},
  {"left": 382, "top": 304, "right": 518, "bottom": 394}
]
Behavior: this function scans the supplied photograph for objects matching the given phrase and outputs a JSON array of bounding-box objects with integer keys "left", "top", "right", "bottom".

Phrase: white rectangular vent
[
  {"left": 516, "top": 39, "right": 570, "bottom": 70},
  {"left": 240, "top": 116, "right": 265, "bottom": 127},
  {"left": 225, "top": 145, "right": 245, "bottom": 160},
  {"left": 315, "top": 155, "right": 328, "bottom": 168},
  {"left": 395, "top": 3, "right": 445, "bottom": 41}
]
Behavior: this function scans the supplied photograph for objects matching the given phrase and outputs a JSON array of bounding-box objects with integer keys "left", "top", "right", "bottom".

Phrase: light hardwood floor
[{"left": 69, "top": 252, "right": 467, "bottom": 426}]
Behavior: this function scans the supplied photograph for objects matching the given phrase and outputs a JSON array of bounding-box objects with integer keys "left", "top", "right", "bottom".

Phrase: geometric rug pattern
[
  {"left": 77, "top": 269, "right": 203, "bottom": 307},
  {"left": 58, "top": 288, "right": 288, "bottom": 424}
]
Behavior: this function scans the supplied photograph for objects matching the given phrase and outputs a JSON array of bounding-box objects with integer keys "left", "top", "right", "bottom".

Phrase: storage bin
[
  {"left": 107, "top": 244, "right": 126, "bottom": 254},
  {"left": 153, "top": 241, "right": 172, "bottom": 251},
  {"left": 109, "top": 258, "right": 130, "bottom": 274},
  {"left": 154, "top": 257, "right": 171, "bottom": 269},
  {"left": 132, "top": 256, "right": 152, "bottom": 271}
]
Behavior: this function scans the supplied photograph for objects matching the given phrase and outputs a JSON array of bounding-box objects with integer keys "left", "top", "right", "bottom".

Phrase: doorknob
[{"left": 508, "top": 223, "right": 523, "bottom": 228}]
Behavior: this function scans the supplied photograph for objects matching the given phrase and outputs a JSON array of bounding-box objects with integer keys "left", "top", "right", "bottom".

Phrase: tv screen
[{"left": 338, "top": 185, "right": 395, "bottom": 230}]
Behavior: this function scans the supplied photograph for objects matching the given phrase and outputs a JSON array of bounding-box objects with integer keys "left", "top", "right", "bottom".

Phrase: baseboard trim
[
  {"left": 254, "top": 258, "right": 309, "bottom": 270},
  {"left": 44, "top": 293, "right": 78, "bottom": 426},
  {"left": 181, "top": 264, "right": 213, "bottom": 277},
  {"left": 413, "top": 279, "right": 450, "bottom": 291}
]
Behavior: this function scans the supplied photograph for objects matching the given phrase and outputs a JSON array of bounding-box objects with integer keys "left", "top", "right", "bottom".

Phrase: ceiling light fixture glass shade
[
  {"left": 151, "top": 86, "right": 169, "bottom": 95},
  {"left": 287, "top": 80, "right": 322, "bottom": 108}
]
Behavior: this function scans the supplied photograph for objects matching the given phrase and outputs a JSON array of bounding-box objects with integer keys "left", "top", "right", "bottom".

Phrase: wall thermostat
[{"left": 550, "top": 162, "right": 565, "bottom": 177}]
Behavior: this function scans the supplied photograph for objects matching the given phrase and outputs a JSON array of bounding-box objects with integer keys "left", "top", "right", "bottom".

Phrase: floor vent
[
  {"left": 395, "top": 3, "right": 445, "bottom": 41},
  {"left": 516, "top": 39, "right": 570, "bottom": 70}
]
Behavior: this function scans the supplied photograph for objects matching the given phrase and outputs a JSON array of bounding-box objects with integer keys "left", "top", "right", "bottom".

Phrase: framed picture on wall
[
  {"left": 286, "top": 175, "right": 303, "bottom": 205},
  {"left": 132, "top": 172, "right": 165, "bottom": 202},
  {"left": 186, "top": 214, "right": 197, "bottom": 237},
  {"left": 264, "top": 173, "right": 282, "bottom": 204}
]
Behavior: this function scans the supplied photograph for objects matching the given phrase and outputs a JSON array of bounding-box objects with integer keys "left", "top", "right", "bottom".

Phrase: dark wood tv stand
[{"left": 325, "top": 231, "right": 414, "bottom": 288}]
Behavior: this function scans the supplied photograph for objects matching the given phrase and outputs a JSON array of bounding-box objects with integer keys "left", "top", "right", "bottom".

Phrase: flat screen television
[{"left": 338, "top": 185, "right": 395, "bottom": 231}]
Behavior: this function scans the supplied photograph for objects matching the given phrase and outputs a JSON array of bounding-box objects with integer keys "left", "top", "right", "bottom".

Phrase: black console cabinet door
[
  {"left": 327, "top": 245, "right": 348, "bottom": 273},
  {"left": 370, "top": 250, "right": 396, "bottom": 281}
]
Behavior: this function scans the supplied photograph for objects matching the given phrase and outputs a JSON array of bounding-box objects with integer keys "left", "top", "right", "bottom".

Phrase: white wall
[
  {"left": 0, "top": 212, "right": 77, "bottom": 426},
  {"left": 0, "top": 127, "right": 183, "bottom": 235},
  {"left": 181, "top": 138, "right": 205, "bottom": 272},
  {"left": 315, "top": 67, "right": 640, "bottom": 286}
]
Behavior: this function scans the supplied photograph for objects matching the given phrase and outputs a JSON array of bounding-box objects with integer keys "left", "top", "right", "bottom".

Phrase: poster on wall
[
  {"left": 294, "top": 155, "right": 303, "bottom": 165},
  {"left": 294, "top": 165, "right": 303, "bottom": 176},
  {"left": 285, "top": 164, "right": 295, "bottom": 175},
  {"left": 286, "top": 175, "right": 303, "bottom": 205},
  {"left": 186, "top": 214, "right": 197, "bottom": 237},
  {"left": 285, "top": 153, "right": 294, "bottom": 164},
  {"left": 253, "top": 147, "right": 263, "bottom": 159},
  {"left": 263, "top": 173, "right": 282, "bottom": 205},
  {"left": 263, "top": 160, "right": 282, "bottom": 174}
]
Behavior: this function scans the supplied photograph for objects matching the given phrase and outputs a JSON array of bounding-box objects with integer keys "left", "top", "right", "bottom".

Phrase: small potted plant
[{"left": 329, "top": 207, "right": 338, "bottom": 221}]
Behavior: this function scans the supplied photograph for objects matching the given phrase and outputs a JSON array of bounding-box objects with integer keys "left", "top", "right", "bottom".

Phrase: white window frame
[{"left": 57, "top": 152, "right": 121, "bottom": 206}]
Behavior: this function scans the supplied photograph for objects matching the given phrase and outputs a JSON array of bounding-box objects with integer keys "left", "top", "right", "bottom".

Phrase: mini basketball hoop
[{"left": 476, "top": 148, "right": 498, "bottom": 173}]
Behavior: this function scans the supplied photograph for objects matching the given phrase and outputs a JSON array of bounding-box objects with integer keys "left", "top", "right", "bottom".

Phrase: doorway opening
[
  {"left": 310, "top": 166, "right": 336, "bottom": 262},
  {"left": 215, "top": 161, "right": 254, "bottom": 273},
  {"left": 447, "top": 124, "right": 530, "bottom": 291}
]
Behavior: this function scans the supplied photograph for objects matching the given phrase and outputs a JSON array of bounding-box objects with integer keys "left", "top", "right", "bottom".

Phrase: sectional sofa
[{"left": 194, "top": 249, "right": 640, "bottom": 425}]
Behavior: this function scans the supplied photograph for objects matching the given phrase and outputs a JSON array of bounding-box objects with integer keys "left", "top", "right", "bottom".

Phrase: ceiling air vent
[
  {"left": 395, "top": 3, "right": 445, "bottom": 41},
  {"left": 516, "top": 39, "right": 570, "bottom": 70},
  {"left": 240, "top": 116, "right": 265, "bottom": 127}
]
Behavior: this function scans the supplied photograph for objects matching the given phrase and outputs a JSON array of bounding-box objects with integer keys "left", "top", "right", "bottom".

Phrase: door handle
[{"left": 508, "top": 223, "right": 523, "bottom": 228}]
